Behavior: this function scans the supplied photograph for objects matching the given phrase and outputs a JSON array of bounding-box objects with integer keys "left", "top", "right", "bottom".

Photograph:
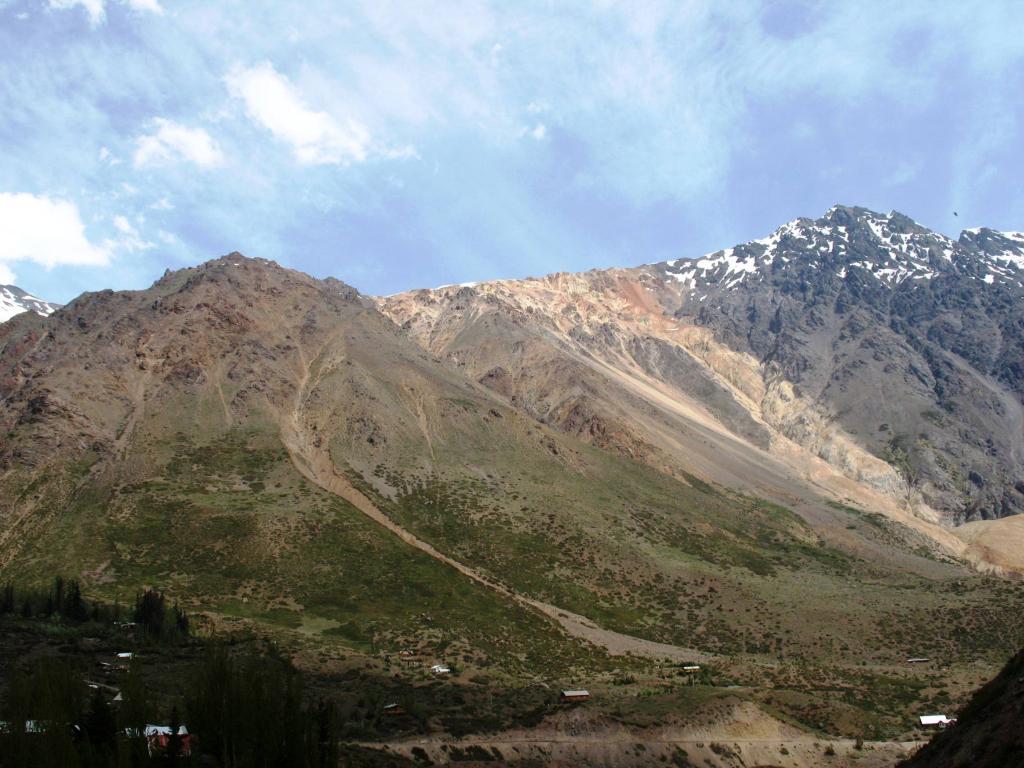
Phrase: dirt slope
[{"left": 380, "top": 269, "right": 990, "bottom": 572}]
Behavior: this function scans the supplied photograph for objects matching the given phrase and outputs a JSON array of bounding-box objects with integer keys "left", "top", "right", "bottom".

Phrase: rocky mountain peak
[
  {"left": 958, "top": 227, "right": 1024, "bottom": 275},
  {"left": 657, "top": 205, "right": 1024, "bottom": 296},
  {"left": 145, "top": 252, "right": 364, "bottom": 307}
]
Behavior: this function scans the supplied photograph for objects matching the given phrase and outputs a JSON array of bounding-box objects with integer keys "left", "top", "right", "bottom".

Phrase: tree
[
  {"left": 52, "top": 576, "right": 65, "bottom": 617},
  {"left": 165, "top": 707, "right": 182, "bottom": 768},
  {"left": 84, "top": 686, "right": 116, "bottom": 755},
  {"left": 885, "top": 438, "right": 921, "bottom": 511},
  {"left": 133, "top": 590, "right": 166, "bottom": 639},
  {"left": 117, "top": 661, "right": 155, "bottom": 767},
  {"left": 65, "top": 580, "right": 89, "bottom": 622},
  {"left": 132, "top": 590, "right": 189, "bottom": 643},
  {"left": 1, "top": 582, "right": 14, "bottom": 614}
]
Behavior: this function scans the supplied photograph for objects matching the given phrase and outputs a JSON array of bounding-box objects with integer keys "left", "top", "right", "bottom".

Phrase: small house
[
  {"left": 919, "top": 714, "right": 955, "bottom": 728},
  {"left": 382, "top": 703, "right": 405, "bottom": 716},
  {"left": 143, "top": 725, "right": 193, "bottom": 757},
  {"left": 430, "top": 664, "right": 451, "bottom": 675},
  {"left": 560, "top": 689, "right": 590, "bottom": 702},
  {"left": 907, "top": 657, "right": 931, "bottom": 664},
  {"left": 682, "top": 665, "right": 701, "bottom": 672},
  {"left": 116, "top": 652, "right": 133, "bottom": 660}
]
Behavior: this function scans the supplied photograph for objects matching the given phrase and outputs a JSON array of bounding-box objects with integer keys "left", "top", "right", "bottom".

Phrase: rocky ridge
[{"left": 381, "top": 206, "right": 1024, "bottom": 530}]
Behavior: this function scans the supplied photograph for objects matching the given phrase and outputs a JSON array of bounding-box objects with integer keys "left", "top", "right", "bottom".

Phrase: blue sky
[{"left": 1, "top": 0, "right": 1022, "bottom": 302}]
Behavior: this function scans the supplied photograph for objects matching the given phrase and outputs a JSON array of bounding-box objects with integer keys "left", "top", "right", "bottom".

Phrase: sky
[{"left": 1, "top": 0, "right": 1023, "bottom": 303}]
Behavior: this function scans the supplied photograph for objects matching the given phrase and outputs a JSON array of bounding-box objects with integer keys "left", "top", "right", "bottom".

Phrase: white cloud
[
  {"left": 149, "top": 197, "right": 174, "bottom": 210},
  {"left": 125, "top": 0, "right": 162, "bottom": 14},
  {"left": 98, "top": 146, "right": 122, "bottom": 166},
  {"left": 112, "top": 215, "right": 155, "bottom": 252},
  {"left": 226, "top": 62, "right": 373, "bottom": 166},
  {"left": 0, "top": 194, "right": 110, "bottom": 278},
  {"left": 49, "top": 0, "right": 161, "bottom": 26},
  {"left": 133, "top": 118, "right": 224, "bottom": 169},
  {"left": 0, "top": 263, "right": 16, "bottom": 285},
  {"left": 49, "top": 0, "right": 104, "bottom": 25}
]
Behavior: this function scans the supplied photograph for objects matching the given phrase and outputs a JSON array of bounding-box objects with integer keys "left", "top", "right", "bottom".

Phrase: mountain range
[{"left": 3, "top": 205, "right": 1024, "bottom": 750}]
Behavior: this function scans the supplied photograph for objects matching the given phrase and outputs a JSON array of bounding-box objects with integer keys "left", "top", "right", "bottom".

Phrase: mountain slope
[
  {"left": 3, "top": 253, "right": 1024, "bottom": 740},
  {"left": 381, "top": 206, "right": 1024, "bottom": 538},
  {"left": 658, "top": 206, "right": 1024, "bottom": 523},
  {"left": 0, "top": 284, "right": 60, "bottom": 323}
]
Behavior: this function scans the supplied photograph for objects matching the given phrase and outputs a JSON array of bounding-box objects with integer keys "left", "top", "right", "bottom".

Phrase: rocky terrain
[{"left": 382, "top": 206, "right": 1024, "bottom": 539}]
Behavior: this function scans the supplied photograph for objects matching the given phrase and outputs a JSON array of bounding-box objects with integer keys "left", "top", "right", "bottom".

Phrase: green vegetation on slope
[{"left": 3, "top": 428, "right": 606, "bottom": 678}]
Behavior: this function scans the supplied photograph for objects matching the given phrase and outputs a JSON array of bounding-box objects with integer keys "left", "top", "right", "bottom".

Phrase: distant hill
[{"left": 0, "top": 284, "right": 60, "bottom": 323}]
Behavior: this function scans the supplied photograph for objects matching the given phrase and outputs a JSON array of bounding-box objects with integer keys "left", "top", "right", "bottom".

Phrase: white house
[
  {"left": 430, "top": 664, "right": 451, "bottom": 675},
  {"left": 919, "top": 714, "right": 955, "bottom": 727}
]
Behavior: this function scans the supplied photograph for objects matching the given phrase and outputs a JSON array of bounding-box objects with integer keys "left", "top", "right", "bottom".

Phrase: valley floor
[{"left": 358, "top": 733, "right": 924, "bottom": 767}]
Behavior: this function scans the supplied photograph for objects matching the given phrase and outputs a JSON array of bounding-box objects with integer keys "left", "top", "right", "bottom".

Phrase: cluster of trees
[
  {"left": 1, "top": 579, "right": 339, "bottom": 767},
  {"left": 0, "top": 647, "right": 340, "bottom": 768},
  {"left": 132, "top": 589, "right": 190, "bottom": 643},
  {"left": 186, "top": 646, "right": 339, "bottom": 767},
  {"left": 0, "top": 579, "right": 190, "bottom": 644},
  {"left": 1, "top": 658, "right": 154, "bottom": 768},
  {"left": 1, "top": 578, "right": 110, "bottom": 624}
]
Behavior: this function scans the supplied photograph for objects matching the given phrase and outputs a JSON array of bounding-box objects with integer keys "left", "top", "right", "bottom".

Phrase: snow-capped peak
[
  {"left": 959, "top": 228, "right": 1024, "bottom": 273},
  {"left": 658, "top": 206, "right": 1024, "bottom": 296},
  {"left": 0, "top": 285, "right": 61, "bottom": 324}
]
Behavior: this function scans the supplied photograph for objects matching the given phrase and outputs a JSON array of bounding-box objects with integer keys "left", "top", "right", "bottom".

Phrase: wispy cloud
[
  {"left": 48, "top": 0, "right": 162, "bottom": 27},
  {"left": 226, "top": 62, "right": 373, "bottom": 166},
  {"left": 112, "top": 215, "right": 155, "bottom": 251},
  {"left": 133, "top": 118, "right": 224, "bottom": 169},
  {"left": 883, "top": 159, "right": 923, "bottom": 188}
]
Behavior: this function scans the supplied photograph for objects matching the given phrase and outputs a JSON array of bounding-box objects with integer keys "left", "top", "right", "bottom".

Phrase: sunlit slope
[{"left": 0, "top": 254, "right": 1021, "bottom": 676}]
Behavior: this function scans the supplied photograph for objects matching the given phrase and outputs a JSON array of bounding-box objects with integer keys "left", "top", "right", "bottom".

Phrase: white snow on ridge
[
  {"left": 0, "top": 285, "right": 59, "bottom": 324},
  {"left": 0, "top": 293, "right": 24, "bottom": 323},
  {"left": 662, "top": 209, "right": 1024, "bottom": 296}
]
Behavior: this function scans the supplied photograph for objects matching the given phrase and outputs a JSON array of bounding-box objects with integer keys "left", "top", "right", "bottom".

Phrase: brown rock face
[{"left": 380, "top": 207, "right": 1024, "bottom": 534}]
